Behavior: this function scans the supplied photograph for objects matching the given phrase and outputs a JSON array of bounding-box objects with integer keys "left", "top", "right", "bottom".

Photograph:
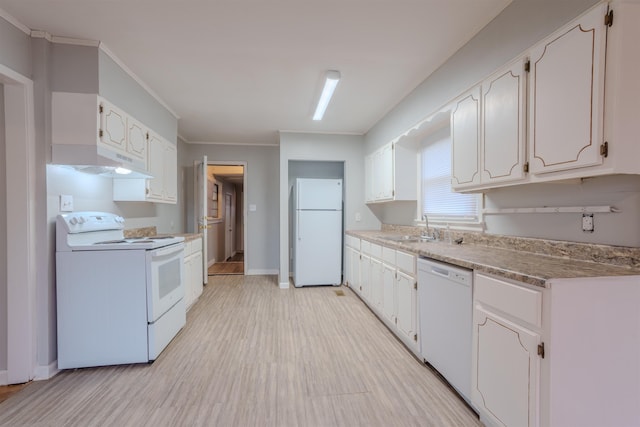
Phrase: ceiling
[{"left": 0, "top": 0, "right": 511, "bottom": 145}]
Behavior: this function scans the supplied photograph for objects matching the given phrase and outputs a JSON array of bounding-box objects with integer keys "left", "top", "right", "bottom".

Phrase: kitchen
[{"left": 2, "top": 0, "right": 640, "bottom": 426}]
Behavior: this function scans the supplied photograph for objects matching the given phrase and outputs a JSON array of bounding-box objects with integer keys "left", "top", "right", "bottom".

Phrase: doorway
[{"left": 205, "top": 163, "right": 246, "bottom": 276}]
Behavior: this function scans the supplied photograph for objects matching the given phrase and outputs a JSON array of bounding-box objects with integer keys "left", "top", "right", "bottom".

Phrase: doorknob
[{"left": 198, "top": 224, "right": 211, "bottom": 230}]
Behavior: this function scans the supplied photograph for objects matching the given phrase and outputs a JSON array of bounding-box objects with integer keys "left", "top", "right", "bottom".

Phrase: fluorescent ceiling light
[{"left": 313, "top": 70, "right": 341, "bottom": 121}]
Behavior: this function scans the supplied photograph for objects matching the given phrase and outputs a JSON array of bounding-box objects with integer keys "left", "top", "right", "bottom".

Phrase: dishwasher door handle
[{"left": 430, "top": 266, "right": 451, "bottom": 278}]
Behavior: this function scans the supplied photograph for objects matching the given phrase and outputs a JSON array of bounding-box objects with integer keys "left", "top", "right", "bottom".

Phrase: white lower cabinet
[
  {"left": 183, "top": 237, "right": 204, "bottom": 311},
  {"left": 345, "top": 235, "right": 419, "bottom": 355},
  {"left": 473, "top": 272, "right": 640, "bottom": 427},
  {"left": 381, "top": 262, "right": 396, "bottom": 324},
  {"left": 395, "top": 270, "right": 417, "bottom": 344}
]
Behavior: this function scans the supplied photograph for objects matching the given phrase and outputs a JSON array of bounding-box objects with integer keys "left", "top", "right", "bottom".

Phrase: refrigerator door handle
[{"left": 297, "top": 210, "right": 301, "bottom": 240}]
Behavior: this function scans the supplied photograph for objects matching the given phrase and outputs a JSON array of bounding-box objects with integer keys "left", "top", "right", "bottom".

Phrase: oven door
[{"left": 146, "top": 243, "right": 185, "bottom": 322}]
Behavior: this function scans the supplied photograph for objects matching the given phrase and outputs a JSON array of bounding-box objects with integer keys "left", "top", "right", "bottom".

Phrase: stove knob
[
  {"left": 69, "top": 217, "right": 78, "bottom": 225},
  {"left": 78, "top": 216, "right": 86, "bottom": 224},
  {"left": 116, "top": 216, "right": 124, "bottom": 223}
]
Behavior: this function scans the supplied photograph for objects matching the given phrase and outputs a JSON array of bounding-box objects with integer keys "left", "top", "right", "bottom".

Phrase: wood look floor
[
  {"left": 209, "top": 252, "right": 244, "bottom": 275},
  {"left": 0, "top": 275, "right": 481, "bottom": 427}
]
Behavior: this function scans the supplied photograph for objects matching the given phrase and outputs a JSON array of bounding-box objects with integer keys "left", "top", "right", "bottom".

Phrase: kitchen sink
[{"left": 380, "top": 235, "right": 435, "bottom": 243}]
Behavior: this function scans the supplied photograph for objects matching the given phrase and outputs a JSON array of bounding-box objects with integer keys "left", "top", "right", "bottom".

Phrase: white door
[
  {"left": 482, "top": 57, "right": 528, "bottom": 184},
  {"left": 195, "top": 156, "right": 208, "bottom": 284},
  {"left": 382, "top": 263, "right": 395, "bottom": 323},
  {"left": 529, "top": 4, "right": 607, "bottom": 174},
  {"left": 378, "top": 143, "right": 394, "bottom": 200},
  {"left": 370, "top": 258, "right": 383, "bottom": 311},
  {"left": 225, "top": 193, "right": 233, "bottom": 261},
  {"left": 473, "top": 305, "right": 541, "bottom": 427},
  {"left": 359, "top": 254, "right": 370, "bottom": 299},
  {"left": 395, "top": 271, "right": 417, "bottom": 345},
  {"left": 451, "top": 87, "right": 481, "bottom": 189}
]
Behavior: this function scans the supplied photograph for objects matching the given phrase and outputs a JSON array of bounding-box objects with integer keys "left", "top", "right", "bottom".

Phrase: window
[{"left": 421, "top": 132, "right": 479, "bottom": 223}]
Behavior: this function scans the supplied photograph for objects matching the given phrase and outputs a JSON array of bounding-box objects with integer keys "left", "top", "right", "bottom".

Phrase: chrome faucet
[{"left": 421, "top": 214, "right": 438, "bottom": 241}]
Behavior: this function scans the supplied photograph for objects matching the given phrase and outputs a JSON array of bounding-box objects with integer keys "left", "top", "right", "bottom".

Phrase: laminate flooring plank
[{"left": 0, "top": 275, "right": 481, "bottom": 427}]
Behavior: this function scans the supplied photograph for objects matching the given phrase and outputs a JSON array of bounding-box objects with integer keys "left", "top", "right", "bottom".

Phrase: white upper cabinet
[
  {"left": 114, "top": 132, "right": 177, "bottom": 204},
  {"left": 365, "top": 140, "right": 417, "bottom": 203},
  {"left": 52, "top": 92, "right": 147, "bottom": 173},
  {"left": 448, "top": 3, "right": 640, "bottom": 192},
  {"left": 100, "top": 99, "right": 149, "bottom": 171},
  {"left": 528, "top": 3, "right": 607, "bottom": 175},
  {"left": 481, "top": 57, "right": 528, "bottom": 185},
  {"left": 451, "top": 87, "right": 481, "bottom": 190}
]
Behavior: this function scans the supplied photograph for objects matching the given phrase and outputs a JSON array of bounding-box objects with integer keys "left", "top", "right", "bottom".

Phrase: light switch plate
[
  {"left": 249, "top": 204, "right": 257, "bottom": 212},
  {"left": 60, "top": 194, "right": 74, "bottom": 212}
]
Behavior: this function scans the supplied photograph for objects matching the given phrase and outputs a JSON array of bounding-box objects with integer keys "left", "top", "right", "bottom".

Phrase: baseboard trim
[
  {"left": 279, "top": 281, "right": 290, "bottom": 289},
  {"left": 34, "top": 360, "right": 60, "bottom": 381},
  {"left": 246, "top": 269, "right": 279, "bottom": 276},
  {"left": 0, "top": 370, "right": 7, "bottom": 385}
]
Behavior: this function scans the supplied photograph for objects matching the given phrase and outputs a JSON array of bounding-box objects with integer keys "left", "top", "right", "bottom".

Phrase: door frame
[
  {"left": 1, "top": 63, "right": 37, "bottom": 384},
  {"left": 198, "top": 160, "right": 247, "bottom": 275},
  {"left": 224, "top": 193, "right": 233, "bottom": 261}
]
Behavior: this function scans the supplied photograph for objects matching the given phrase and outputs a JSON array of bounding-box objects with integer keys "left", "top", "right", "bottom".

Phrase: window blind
[{"left": 421, "top": 136, "right": 478, "bottom": 221}]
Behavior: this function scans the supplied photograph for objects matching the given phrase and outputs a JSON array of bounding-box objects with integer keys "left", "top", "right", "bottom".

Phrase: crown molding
[
  {"left": 98, "top": 42, "right": 179, "bottom": 119},
  {"left": 278, "top": 129, "right": 364, "bottom": 136},
  {"left": 0, "top": 7, "right": 31, "bottom": 35},
  {"left": 186, "top": 140, "right": 279, "bottom": 147},
  {"left": 31, "top": 31, "right": 100, "bottom": 47}
]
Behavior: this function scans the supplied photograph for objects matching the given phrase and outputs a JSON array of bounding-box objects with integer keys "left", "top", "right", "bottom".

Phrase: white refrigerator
[{"left": 293, "top": 178, "right": 343, "bottom": 287}]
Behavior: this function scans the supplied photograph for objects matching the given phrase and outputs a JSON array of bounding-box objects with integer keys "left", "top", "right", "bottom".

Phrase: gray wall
[
  {"left": 184, "top": 143, "right": 279, "bottom": 274},
  {"left": 51, "top": 44, "right": 98, "bottom": 94},
  {"left": 98, "top": 50, "right": 177, "bottom": 143},
  {"left": 363, "top": 0, "right": 640, "bottom": 246},
  {"left": 0, "top": 17, "right": 31, "bottom": 78},
  {"left": 0, "top": 84, "right": 7, "bottom": 372}
]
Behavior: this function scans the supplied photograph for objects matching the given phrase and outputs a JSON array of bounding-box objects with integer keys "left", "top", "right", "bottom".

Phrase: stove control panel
[{"left": 58, "top": 211, "right": 125, "bottom": 233}]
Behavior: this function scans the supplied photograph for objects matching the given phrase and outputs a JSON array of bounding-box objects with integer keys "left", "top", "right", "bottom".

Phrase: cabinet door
[
  {"left": 382, "top": 262, "right": 395, "bottom": 323},
  {"left": 482, "top": 58, "right": 527, "bottom": 184},
  {"left": 192, "top": 250, "right": 204, "bottom": 301},
  {"left": 360, "top": 254, "right": 370, "bottom": 299},
  {"left": 378, "top": 143, "right": 394, "bottom": 200},
  {"left": 364, "top": 154, "right": 374, "bottom": 203},
  {"left": 127, "top": 118, "right": 148, "bottom": 167},
  {"left": 395, "top": 271, "right": 417, "bottom": 345},
  {"left": 451, "top": 87, "right": 481, "bottom": 189},
  {"left": 146, "top": 135, "right": 165, "bottom": 200},
  {"left": 529, "top": 4, "right": 607, "bottom": 174},
  {"left": 370, "top": 258, "right": 383, "bottom": 312},
  {"left": 164, "top": 142, "right": 178, "bottom": 203},
  {"left": 473, "top": 305, "right": 541, "bottom": 427},
  {"left": 99, "top": 101, "right": 127, "bottom": 152},
  {"left": 184, "top": 254, "right": 194, "bottom": 310}
]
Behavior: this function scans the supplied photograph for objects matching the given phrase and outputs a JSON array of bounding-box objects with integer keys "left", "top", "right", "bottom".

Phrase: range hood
[
  {"left": 67, "top": 165, "right": 153, "bottom": 179},
  {"left": 51, "top": 92, "right": 152, "bottom": 179}
]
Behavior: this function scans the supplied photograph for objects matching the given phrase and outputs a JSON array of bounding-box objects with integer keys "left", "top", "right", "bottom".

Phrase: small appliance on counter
[{"left": 56, "top": 211, "right": 185, "bottom": 369}]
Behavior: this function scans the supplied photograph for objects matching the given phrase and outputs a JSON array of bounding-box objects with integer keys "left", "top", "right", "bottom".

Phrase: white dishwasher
[{"left": 418, "top": 257, "right": 473, "bottom": 404}]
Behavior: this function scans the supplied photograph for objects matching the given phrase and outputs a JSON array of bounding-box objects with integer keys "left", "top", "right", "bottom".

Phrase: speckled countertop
[
  {"left": 124, "top": 226, "right": 202, "bottom": 242},
  {"left": 347, "top": 229, "right": 640, "bottom": 288}
]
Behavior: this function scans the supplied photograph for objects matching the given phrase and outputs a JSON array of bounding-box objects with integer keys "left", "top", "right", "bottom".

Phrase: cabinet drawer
[
  {"left": 474, "top": 273, "right": 542, "bottom": 327},
  {"left": 191, "top": 237, "right": 202, "bottom": 252},
  {"left": 395, "top": 251, "right": 415, "bottom": 275},
  {"left": 345, "top": 235, "right": 360, "bottom": 250},
  {"left": 361, "top": 240, "right": 371, "bottom": 255},
  {"left": 184, "top": 240, "right": 194, "bottom": 256},
  {"left": 370, "top": 243, "right": 382, "bottom": 259},
  {"left": 382, "top": 247, "right": 395, "bottom": 264}
]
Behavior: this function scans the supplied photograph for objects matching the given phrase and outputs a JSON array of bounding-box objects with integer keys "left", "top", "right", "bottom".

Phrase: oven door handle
[{"left": 150, "top": 243, "right": 184, "bottom": 259}]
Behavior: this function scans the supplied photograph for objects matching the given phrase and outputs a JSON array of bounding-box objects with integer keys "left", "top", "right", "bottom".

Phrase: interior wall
[
  {"left": 184, "top": 143, "right": 279, "bottom": 274},
  {"left": 0, "top": 83, "right": 7, "bottom": 373}
]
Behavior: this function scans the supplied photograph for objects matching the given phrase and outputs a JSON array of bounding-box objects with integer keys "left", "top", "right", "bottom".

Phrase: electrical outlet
[{"left": 582, "top": 213, "right": 594, "bottom": 233}]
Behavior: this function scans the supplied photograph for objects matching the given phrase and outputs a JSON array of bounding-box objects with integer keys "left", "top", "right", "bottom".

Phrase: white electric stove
[{"left": 56, "top": 211, "right": 186, "bottom": 369}]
